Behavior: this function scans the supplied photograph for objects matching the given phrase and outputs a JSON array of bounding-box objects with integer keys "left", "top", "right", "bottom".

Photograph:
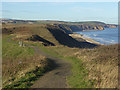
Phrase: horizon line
[{"left": 1, "top": 18, "right": 118, "bottom": 24}]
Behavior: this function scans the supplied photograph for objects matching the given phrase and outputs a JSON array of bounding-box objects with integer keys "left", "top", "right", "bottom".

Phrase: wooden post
[{"left": 19, "top": 41, "right": 22, "bottom": 47}]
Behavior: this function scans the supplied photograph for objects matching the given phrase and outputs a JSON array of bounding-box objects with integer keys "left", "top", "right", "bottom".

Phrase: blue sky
[{"left": 2, "top": 2, "right": 118, "bottom": 24}]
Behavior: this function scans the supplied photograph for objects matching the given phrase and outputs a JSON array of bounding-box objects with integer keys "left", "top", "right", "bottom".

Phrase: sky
[{"left": 2, "top": 2, "right": 118, "bottom": 24}]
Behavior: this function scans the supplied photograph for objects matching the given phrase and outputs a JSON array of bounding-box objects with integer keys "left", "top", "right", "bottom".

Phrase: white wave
[
  {"left": 77, "top": 28, "right": 118, "bottom": 45},
  {"left": 83, "top": 34, "right": 91, "bottom": 38},
  {"left": 93, "top": 34, "right": 97, "bottom": 37},
  {"left": 92, "top": 37, "right": 117, "bottom": 45}
]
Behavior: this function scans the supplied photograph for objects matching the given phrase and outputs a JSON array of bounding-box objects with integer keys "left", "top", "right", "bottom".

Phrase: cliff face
[
  {"left": 46, "top": 24, "right": 97, "bottom": 48},
  {"left": 54, "top": 24, "right": 117, "bottom": 34}
]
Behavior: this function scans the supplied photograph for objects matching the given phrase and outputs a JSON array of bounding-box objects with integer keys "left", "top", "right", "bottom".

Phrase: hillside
[
  {"left": 2, "top": 19, "right": 117, "bottom": 34},
  {"left": 41, "top": 43, "right": 118, "bottom": 88},
  {"left": 2, "top": 23, "right": 119, "bottom": 88},
  {"left": 2, "top": 23, "right": 97, "bottom": 48}
]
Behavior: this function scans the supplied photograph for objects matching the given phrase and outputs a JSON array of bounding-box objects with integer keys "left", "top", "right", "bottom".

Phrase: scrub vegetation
[{"left": 2, "top": 23, "right": 118, "bottom": 88}]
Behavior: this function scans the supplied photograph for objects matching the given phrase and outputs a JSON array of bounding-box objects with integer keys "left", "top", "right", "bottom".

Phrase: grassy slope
[
  {"left": 2, "top": 35, "right": 51, "bottom": 88},
  {"left": 39, "top": 44, "right": 118, "bottom": 88},
  {"left": 3, "top": 35, "right": 34, "bottom": 60},
  {"left": 2, "top": 24, "right": 59, "bottom": 46},
  {"left": 3, "top": 35, "right": 31, "bottom": 86},
  {"left": 2, "top": 23, "right": 118, "bottom": 88},
  {"left": 37, "top": 46, "right": 94, "bottom": 88}
]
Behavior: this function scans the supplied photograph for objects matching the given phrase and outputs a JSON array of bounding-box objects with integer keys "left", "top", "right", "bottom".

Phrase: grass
[
  {"left": 37, "top": 46, "right": 94, "bottom": 88},
  {"left": 2, "top": 35, "right": 33, "bottom": 87},
  {"left": 2, "top": 35, "right": 34, "bottom": 59},
  {"left": 36, "top": 44, "right": 118, "bottom": 88},
  {"left": 64, "top": 57, "right": 94, "bottom": 88},
  {"left": 74, "top": 44, "right": 118, "bottom": 88},
  {"left": 2, "top": 23, "right": 118, "bottom": 88},
  {"left": 2, "top": 24, "right": 59, "bottom": 45},
  {"left": 4, "top": 60, "right": 53, "bottom": 88},
  {"left": 2, "top": 35, "right": 51, "bottom": 88},
  {"left": 22, "top": 41, "right": 93, "bottom": 88},
  {"left": 4, "top": 67, "right": 45, "bottom": 88}
]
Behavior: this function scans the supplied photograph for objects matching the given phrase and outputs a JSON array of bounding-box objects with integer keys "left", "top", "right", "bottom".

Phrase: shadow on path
[
  {"left": 31, "top": 47, "right": 71, "bottom": 88},
  {"left": 6, "top": 36, "right": 71, "bottom": 88}
]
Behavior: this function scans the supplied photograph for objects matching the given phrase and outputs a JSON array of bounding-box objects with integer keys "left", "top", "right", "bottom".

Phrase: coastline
[{"left": 69, "top": 34, "right": 104, "bottom": 46}]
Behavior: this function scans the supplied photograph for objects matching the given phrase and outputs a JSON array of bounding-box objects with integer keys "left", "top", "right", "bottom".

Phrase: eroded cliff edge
[{"left": 54, "top": 23, "right": 117, "bottom": 34}]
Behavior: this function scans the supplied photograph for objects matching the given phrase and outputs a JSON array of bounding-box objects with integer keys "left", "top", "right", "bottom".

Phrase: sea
[{"left": 76, "top": 27, "right": 119, "bottom": 45}]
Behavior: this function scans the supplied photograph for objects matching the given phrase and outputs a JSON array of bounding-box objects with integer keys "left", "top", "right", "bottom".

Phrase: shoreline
[{"left": 69, "top": 34, "right": 104, "bottom": 46}]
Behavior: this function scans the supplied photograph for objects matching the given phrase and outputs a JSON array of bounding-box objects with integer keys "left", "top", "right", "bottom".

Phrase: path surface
[
  {"left": 31, "top": 47, "right": 71, "bottom": 88},
  {"left": 7, "top": 36, "right": 71, "bottom": 88}
]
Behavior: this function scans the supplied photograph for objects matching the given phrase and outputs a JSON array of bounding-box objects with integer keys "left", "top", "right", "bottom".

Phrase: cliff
[
  {"left": 2, "top": 19, "right": 117, "bottom": 34},
  {"left": 54, "top": 24, "right": 117, "bottom": 34}
]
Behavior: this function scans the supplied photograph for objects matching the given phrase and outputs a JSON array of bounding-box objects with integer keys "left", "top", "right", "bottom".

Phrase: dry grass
[
  {"left": 2, "top": 24, "right": 59, "bottom": 45},
  {"left": 3, "top": 55, "right": 47, "bottom": 86},
  {"left": 2, "top": 35, "right": 48, "bottom": 87},
  {"left": 43, "top": 44, "right": 118, "bottom": 88},
  {"left": 74, "top": 44, "right": 118, "bottom": 88},
  {"left": 2, "top": 23, "right": 119, "bottom": 88}
]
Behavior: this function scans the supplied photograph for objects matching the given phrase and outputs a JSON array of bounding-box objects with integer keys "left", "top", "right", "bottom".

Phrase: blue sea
[{"left": 76, "top": 27, "right": 119, "bottom": 45}]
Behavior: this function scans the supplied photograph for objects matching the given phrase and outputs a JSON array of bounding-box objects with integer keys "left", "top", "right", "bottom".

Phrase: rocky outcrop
[
  {"left": 104, "top": 24, "right": 117, "bottom": 28},
  {"left": 53, "top": 24, "right": 117, "bottom": 34}
]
